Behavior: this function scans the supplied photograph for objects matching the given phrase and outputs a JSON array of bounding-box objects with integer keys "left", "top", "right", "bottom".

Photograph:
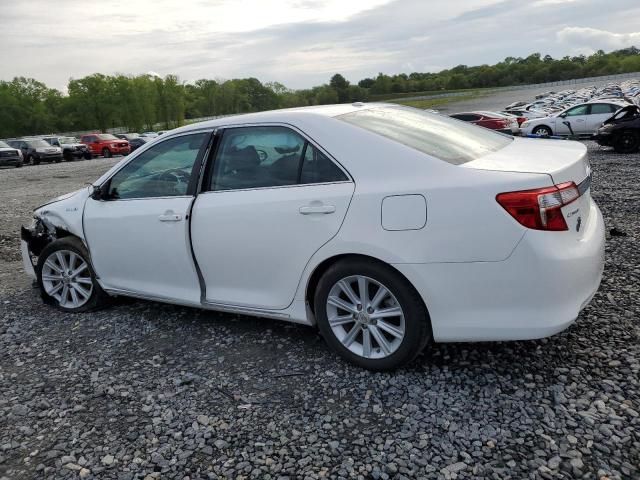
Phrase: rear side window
[
  {"left": 590, "top": 104, "right": 617, "bottom": 114},
  {"left": 209, "top": 126, "right": 347, "bottom": 191},
  {"left": 338, "top": 106, "right": 512, "bottom": 165}
]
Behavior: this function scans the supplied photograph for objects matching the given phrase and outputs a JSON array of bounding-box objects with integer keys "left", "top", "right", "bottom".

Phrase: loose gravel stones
[{"left": 0, "top": 144, "right": 638, "bottom": 479}]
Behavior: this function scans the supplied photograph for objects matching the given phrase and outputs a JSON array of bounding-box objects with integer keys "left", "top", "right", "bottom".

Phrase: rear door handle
[
  {"left": 158, "top": 213, "right": 182, "bottom": 222},
  {"left": 299, "top": 205, "right": 336, "bottom": 215}
]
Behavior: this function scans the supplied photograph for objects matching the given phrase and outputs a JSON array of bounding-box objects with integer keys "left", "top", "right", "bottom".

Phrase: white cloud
[
  {"left": 1, "top": 0, "right": 639, "bottom": 90},
  {"left": 557, "top": 26, "right": 640, "bottom": 50}
]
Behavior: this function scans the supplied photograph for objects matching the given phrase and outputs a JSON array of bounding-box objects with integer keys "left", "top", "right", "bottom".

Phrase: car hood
[{"left": 0, "top": 147, "right": 18, "bottom": 153}]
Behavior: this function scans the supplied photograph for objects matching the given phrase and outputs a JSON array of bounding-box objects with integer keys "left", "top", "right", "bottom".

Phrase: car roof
[{"left": 170, "top": 103, "right": 397, "bottom": 134}]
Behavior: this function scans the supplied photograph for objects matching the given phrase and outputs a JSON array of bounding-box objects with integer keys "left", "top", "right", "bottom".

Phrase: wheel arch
[
  {"left": 533, "top": 124, "right": 553, "bottom": 135},
  {"left": 304, "top": 253, "right": 429, "bottom": 318}
]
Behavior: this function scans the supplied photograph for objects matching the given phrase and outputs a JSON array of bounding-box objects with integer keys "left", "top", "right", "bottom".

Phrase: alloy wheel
[
  {"left": 41, "top": 250, "right": 93, "bottom": 308},
  {"left": 326, "top": 275, "right": 405, "bottom": 359}
]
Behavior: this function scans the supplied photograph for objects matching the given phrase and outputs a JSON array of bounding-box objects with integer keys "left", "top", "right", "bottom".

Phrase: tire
[
  {"left": 32, "top": 155, "right": 41, "bottom": 166},
  {"left": 533, "top": 125, "right": 552, "bottom": 137},
  {"left": 84, "top": 152, "right": 93, "bottom": 160},
  {"left": 612, "top": 130, "right": 640, "bottom": 154},
  {"left": 63, "top": 151, "right": 72, "bottom": 161},
  {"left": 36, "top": 237, "right": 110, "bottom": 313},
  {"left": 102, "top": 148, "right": 112, "bottom": 158},
  {"left": 15, "top": 160, "right": 23, "bottom": 168},
  {"left": 314, "top": 258, "right": 431, "bottom": 371}
]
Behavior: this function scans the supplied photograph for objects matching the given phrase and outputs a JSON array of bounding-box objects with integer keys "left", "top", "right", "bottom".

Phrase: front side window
[
  {"left": 210, "top": 126, "right": 346, "bottom": 191},
  {"left": 565, "top": 105, "right": 588, "bottom": 116},
  {"left": 106, "top": 132, "right": 207, "bottom": 200},
  {"left": 339, "top": 106, "right": 512, "bottom": 165}
]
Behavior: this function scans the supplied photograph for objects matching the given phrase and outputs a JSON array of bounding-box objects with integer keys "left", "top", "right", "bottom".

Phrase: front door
[
  {"left": 558, "top": 104, "right": 589, "bottom": 135},
  {"left": 83, "top": 131, "right": 211, "bottom": 303},
  {"left": 191, "top": 125, "right": 354, "bottom": 310}
]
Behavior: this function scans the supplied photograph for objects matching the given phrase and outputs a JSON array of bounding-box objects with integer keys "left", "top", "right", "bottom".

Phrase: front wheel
[
  {"left": 15, "top": 160, "right": 23, "bottom": 168},
  {"left": 36, "top": 237, "right": 110, "bottom": 312},
  {"left": 314, "top": 259, "right": 431, "bottom": 371},
  {"left": 613, "top": 131, "right": 640, "bottom": 154},
  {"left": 533, "top": 125, "right": 552, "bottom": 137},
  {"left": 102, "top": 148, "right": 112, "bottom": 158}
]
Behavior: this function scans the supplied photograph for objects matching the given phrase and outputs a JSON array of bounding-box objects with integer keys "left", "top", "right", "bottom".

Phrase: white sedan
[
  {"left": 520, "top": 100, "right": 628, "bottom": 137},
  {"left": 21, "top": 104, "right": 605, "bottom": 370}
]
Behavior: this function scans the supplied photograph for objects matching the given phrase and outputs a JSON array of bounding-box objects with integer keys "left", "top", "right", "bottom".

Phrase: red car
[
  {"left": 449, "top": 112, "right": 512, "bottom": 134},
  {"left": 80, "top": 133, "right": 130, "bottom": 158}
]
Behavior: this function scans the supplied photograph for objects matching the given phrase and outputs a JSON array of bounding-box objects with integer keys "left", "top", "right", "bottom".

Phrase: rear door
[
  {"left": 585, "top": 103, "right": 619, "bottom": 134},
  {"left": 191, "top": 125, "right": 354, "bottom": 310}
]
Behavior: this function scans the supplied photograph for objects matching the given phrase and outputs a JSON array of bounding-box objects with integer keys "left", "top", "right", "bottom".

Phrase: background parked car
[
  {"left": 115, "top": 133, "right": 140, "bottom": 141},
  {"left": 140, "top": 132, "right": 158, "bottom": 139},
  {"left": 449, "top": 112, "right": 512, "bottom": 134},
  {"left": 80, "top": 133, "right": 130, "bottom": 158},
  {"left": 7, "top": 138, "right": 62, "bottom": 165},
  {"left": 595, "top": 104, "right": 640, "bottom": 153},
  {"left": 0, "top": 140, "right": 23, "bottom": 168},
  {"left": 520, "top": 101, "right": 628, "bottom": 137},
  {"left": 42, "top": 136, "right": 92, "bottom": 161},
  {"left": 128, "top": 136, "right": 150, "bottom": 153}
]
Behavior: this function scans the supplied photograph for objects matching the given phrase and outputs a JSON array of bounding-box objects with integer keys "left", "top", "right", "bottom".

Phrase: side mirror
[
  {"left": 90, "top": 184, "right": 105, "bottom": 200},
  {"left": 559, "top": 113, "right": 567, "bottom": 118}
]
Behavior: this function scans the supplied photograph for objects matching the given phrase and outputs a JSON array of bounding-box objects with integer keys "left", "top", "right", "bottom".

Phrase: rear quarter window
[{"left": 338, "top": 106, "right": 512, "bottom": 165}]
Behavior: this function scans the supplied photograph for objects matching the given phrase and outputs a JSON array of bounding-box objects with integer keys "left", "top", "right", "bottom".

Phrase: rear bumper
[{"left": 395, "top": 201, "right": 605, "bottom": 342}]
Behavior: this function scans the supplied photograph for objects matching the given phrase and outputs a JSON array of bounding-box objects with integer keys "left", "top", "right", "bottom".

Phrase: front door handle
[
  {"left": 299, "top": 204, "right": 336, "bottom": 215},
  {"left": 158, "top": 212, "right": 182, "bottom": 222}
]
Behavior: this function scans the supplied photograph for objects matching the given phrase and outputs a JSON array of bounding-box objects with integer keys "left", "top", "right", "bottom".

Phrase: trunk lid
[
  {"left": 463, "top": 137, "right": 590, "bottom": 185},
  {"left": 464, "top": 137, "right": 593, "bottom": 237}
]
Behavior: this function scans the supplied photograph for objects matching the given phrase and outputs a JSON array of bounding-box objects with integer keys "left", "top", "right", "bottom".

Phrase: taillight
[{"left": 496, "top": 182, "right": 580, "bottom": 231}]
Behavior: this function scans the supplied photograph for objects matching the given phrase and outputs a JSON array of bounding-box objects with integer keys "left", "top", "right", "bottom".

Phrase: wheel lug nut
[
  {"left": 367, "top": 307, "right": 373, "bottom": 314},
  {"left": 357, "top": 304, "right": 362, "bottom": 311}
]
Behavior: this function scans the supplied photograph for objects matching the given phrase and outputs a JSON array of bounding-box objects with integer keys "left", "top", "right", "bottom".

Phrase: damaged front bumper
[{"left": 20, "top": 219, "right": 55, "bottom": 279}]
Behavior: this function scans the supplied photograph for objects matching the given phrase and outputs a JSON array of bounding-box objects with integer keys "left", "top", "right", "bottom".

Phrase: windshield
[
  {"left": 0, "top": 141, "right": 10, "bottom": 148},
  {"left": 338, "top": 106, "right": 512, "bottom": 165},
  {"left": 97, "top": 134, "right": 118, "bottom": 141},
  {"left": 26, "top": 139, "right": 52, "bottom": 148},
  {"left": 59, "top": 137, "right": 78, "bottom": 144}
]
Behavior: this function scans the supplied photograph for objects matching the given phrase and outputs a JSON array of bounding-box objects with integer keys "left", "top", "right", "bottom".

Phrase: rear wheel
[
  {"left": 31, "top": 155, "right": 41, "bottom": 165},
  {"left": 15, "top": 160, "right": 23, "bottom": 168},
  {"left": 533, "top": 125, "right": 552, "bottom": 137},
  {"left": 84, "top": 152, "right": 93, "bottom": 160},
  {"left": 613, "top": 130, "right": 640, "bottom": 154},
  {"left": 102, "top": 148, "right": 112, "bottom": 158},
  {"left": 314, "top": 259, "right": 431, "bottom": 371},
  {"left": 36, "top": 237, "right": 110, "bottom": 312}
]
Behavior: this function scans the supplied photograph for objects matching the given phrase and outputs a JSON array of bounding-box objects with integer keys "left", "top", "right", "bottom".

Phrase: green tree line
[{"left": 1, "top": 47, "right": 639, "bottom": 138}]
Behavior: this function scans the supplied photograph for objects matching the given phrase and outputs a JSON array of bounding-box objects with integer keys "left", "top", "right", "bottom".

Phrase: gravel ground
[{"left": 0, "top": 144, "right": 639, "bottom": 480}]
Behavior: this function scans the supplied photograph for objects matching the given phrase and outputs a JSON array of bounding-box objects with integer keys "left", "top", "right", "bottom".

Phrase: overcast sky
[{"left": 1, "top": 0, "right": 639, "bottom": 91}]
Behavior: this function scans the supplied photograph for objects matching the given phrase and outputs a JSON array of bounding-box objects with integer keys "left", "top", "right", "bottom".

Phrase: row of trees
[{"left": 1, "top": 47, "right": 639, "bottom": 138}]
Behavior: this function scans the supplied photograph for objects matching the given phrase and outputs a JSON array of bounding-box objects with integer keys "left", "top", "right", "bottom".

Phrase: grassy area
[
  {"left": 389, "top": 90, "right": 489, "bottom": 110},
  {"left": 369, "top": 87, "right": 494, "bottom": 102}
]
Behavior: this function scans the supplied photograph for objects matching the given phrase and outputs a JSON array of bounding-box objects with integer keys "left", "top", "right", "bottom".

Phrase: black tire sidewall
[
  {"left": 36, "top": 237, "right": 107, "bottom": 313},
  {"left": 613, "top": 131, "right": 640, "bottom": 153},
  {"left": 102, "top": 148, "right": 111, "bottom": 158},
  {"left": 314, "top": 259, "right": 431, "bottom": 371}
]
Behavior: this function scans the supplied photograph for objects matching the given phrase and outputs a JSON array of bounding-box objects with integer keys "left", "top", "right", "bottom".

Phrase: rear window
[{"left": 338, "top": 106, "right": 512, "bottom": 165}]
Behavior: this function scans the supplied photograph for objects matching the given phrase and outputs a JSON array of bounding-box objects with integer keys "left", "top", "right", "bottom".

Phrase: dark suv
[
  {"left": 7, "top": 138, "right": 63, "bottom": 165},
  {"left": 42, "top": 136, "right": 92, "bottom": 161},
  {"left": 0, "top": 140, "right": 23, "bottom": 168}
]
